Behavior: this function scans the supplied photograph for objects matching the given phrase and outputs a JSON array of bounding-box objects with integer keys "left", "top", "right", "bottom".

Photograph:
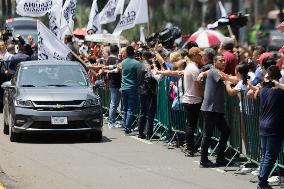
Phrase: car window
[{"left": 18, "top": 65, "right": 90, "bottom": 87}]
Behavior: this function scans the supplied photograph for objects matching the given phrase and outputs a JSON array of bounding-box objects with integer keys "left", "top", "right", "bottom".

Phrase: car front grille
[
  {"left": 34, "top": 107, "right": 82, "bottom": 111},
  {"left": 33, "top": 100, "right": 84, "bottom": 106},
  {"left": 30, "top": 121, "right": 90, "bottom": 130}
]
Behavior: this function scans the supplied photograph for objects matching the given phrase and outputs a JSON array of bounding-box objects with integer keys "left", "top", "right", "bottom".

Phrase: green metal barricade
[
  {"left": 224, "top": 93, "right": 242, "bottom": 153},
  {"left": 240, "top": 91, "right": 261, "bottom": 164},
  {"left": 152, "top": 79, "right": 172, "bottom": 139}
]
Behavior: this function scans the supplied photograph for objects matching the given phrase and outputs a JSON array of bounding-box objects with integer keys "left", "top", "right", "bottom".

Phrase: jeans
[
  {"left": 200, "top": 111, "right": 230, "bottom": 162},
  {"left": 258, "top": 136, "right": 283, "bottom": 187},
  {"left": 138, "top": 93, "right": 157, "bottom": 137},
  {"left": 108, "top": 88, "right": 121, "bottom": 124},
  {"left": 121, "top": 89, "right": 138, "bottom": 132},
  {"left": 183, "top": 103, "right": 202, "bottom": 152}
]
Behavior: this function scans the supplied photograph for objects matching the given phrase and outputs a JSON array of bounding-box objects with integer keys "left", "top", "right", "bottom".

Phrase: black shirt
[{"left": 107, "top": 56, "right": 121, "bottom": 88}]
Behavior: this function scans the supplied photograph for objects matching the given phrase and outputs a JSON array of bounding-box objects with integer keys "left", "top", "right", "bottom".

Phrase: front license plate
[{"left": 51, "top": 117, "right": 68, "bottom": 125}]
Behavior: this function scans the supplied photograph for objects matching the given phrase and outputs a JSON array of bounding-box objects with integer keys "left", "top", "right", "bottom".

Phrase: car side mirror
[{"left": 1, "top": 81, "right": 13, "bottom": 89}]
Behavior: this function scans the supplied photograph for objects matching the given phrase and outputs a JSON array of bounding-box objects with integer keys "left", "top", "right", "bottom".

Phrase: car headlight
[
  {"left": 84, "top": 98, "right": 100, "bottom": 107},
  {"left": 15, "top": 100, "right": 34, "bottom": 108}
]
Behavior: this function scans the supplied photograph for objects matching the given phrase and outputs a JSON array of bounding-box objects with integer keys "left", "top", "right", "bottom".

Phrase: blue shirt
[
  {"left": 260, "top": 87, "right": 284, "bottom": 137},
  {"left": 251, "top": 66, "right": 264, "bottom": 86}
]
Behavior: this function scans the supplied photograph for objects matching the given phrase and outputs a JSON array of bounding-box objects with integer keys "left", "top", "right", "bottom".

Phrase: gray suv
[{"left": 1, "top": 61, "right": 103, "bottom": 142}]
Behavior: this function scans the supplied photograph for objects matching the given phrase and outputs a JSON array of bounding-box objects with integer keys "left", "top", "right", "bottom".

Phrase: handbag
[
  {"left": 171, "top": 78, "right": 184, "bottom": 111},
  {"left": 171, "top": 96, "right": 182, "bottom": 111}
]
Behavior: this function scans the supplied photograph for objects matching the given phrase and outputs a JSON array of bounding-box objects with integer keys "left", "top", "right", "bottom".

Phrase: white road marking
[{"left": 130, "top": 136, "right": 153, "bottom": 145}]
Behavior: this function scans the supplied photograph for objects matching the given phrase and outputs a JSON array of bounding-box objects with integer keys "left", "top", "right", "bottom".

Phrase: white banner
[
  {"left": 48, "top": 0, "right": 63, "bottom": 37},
  {"left": 87, "top": 0, "right": 101, "bottom": 34},
  {"left": 37, "top": 21, "right": 71, "bottom": 60},
  {"left": 60, "top": 0, "right": 77, "bottom": 38},
  {"left": 99, "top": 0, "right": 125, "bottom": 25},
  {"left": 16, "top": 0, "right": 54, "bottom": 17},
  {"left": 113, "top": 0, "right": 148, "bottom": 35}
]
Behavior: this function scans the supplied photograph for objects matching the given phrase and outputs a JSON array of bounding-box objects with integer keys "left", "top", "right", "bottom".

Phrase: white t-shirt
[
  {"left": 280, "top": 70, "right": 284, "bottom": 84},
  {"left": 234, "top": 80, "right": 249, "bottom": 112},
  {"left": 182, "top": 62, "right": 202, "bottom": 104},
  {"left": 248, "top": 71, "right": 255, "bottom": 81}
]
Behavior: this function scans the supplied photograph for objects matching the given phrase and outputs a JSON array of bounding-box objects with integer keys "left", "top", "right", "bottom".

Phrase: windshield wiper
[
  {"left": 20, "top": 85, "right": 36, "bottom": 87},
  {"left": 46, "top": 84, "right": 69, "bottom": 87}
]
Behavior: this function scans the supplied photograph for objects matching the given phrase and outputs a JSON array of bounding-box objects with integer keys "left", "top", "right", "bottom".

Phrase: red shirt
[{"left": 223, "top": 50, "right": 238, "bottom": 75}]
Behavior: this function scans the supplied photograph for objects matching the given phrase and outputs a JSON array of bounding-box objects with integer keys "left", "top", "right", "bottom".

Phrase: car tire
[
  {"left": 3, "top": 121, "right": 9, "bottom": 135},
  {"left": 89, "top": 131, "right": 102, "bottom": 142},
  {"left": 10, "top": 128, "right": 21, "bottom": 142},
  {"left": 3, "top": 107, "right": 9, "bottom": 135}
]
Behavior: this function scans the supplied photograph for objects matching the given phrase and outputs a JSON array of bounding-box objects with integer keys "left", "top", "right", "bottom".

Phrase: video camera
[
  {"left": 147, "top": 26, "right": 181, "bottom": 49},
  {"left": 229, "top": 13, "right": 248, "bottom": 28},
  {"left": 0, "top": 28, "right": 13, "bottom": 42}
]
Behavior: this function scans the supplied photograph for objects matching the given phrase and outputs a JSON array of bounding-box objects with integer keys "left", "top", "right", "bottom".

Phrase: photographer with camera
[{"left": 257, "top": 65, "right": 284, "bottom": 189}]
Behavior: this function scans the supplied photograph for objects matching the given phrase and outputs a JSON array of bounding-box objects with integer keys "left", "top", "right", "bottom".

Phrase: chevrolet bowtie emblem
[{"left": 56, "top": 104, "right": 64, "bottom": 108}]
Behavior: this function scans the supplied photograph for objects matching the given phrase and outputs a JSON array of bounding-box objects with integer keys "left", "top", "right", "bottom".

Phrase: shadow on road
[{"left": 17, "top": 133, "right": 113, "bottom": 144}]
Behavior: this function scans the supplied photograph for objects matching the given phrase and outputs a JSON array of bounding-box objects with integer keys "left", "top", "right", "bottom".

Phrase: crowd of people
[
  {"left": 1, "top": 27, "right": 284, "bottom": 188},
  {"left": 84, "top": 36, "right": 284, "bottom": 189}
]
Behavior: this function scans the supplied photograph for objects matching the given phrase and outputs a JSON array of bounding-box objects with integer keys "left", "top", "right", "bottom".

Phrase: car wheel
[
  {"left": 89, "top": 131, "right": 102, "bottom": 142},
  {"left": 3, "top": 108, "right": 9, "bottom": 135},
  {"left": 9, "top": 115, "right": 21, "bottom": 142},
  {"left": 10, "top": 127, "right": 21, "bottom": 142},
  {"left": 3, "top": 120, "right": 9, "bottom": 135}
]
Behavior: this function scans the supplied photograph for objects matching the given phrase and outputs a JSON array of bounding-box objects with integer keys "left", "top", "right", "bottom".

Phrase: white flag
[
  {"left": 16, "top": 0, "right": 54, "bottom": 17},
  {"left": 218, "top": 1, "right": 227, "bottom": 18},
  {"left": 87, "top": 0, "right": 101, "bottom": 34},
  {"left": 60, "top": 0, "right": 77, "bottom": 39},
  {"left": 37, "top": 21, "right": 71, "bottom": 60},
  {"left": 99, "top": 0, "right": 125, "bottom": 25},
  {"left": 139, "top": 26, "right": 145, "bottom": 43},
  {"left": 115, "top": 0, "right": 125, "bottom": 16},
  {"left": 48, "top": 0, "right": 63, "bottom": 37},
  {"left": 113, "top": 0, "right": 149, "bottom": 35},
  {"left": 207, "top": 1, "right": 229, "bottom": 29}
]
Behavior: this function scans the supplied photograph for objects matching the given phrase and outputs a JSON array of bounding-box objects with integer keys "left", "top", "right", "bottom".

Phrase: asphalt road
[{"left": 0, "top": 115, "right": 257, "bottom": 189}]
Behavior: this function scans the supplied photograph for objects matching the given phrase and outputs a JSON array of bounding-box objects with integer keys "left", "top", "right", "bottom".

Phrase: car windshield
[{"left": 18, "top": 64, "right": 89, "bottom": 87}]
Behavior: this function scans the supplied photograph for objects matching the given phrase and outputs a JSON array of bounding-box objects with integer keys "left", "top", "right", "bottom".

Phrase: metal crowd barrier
[{"left": 97, "top": 78, "right": 284, "bottom": 178}]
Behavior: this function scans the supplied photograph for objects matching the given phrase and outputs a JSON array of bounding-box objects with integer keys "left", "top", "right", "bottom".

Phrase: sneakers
[
  {"left": 251, "top": 167, "right": 260, "bottom": 176},
  {"left": 115, "top": 123, "right": 124, "bottom": 128},
  {"left": 108, "top": 123, "right": 115, "bottom": 129},
  {"left": 124, "top": 129, "right": 132, "bottom": 135},
  {"left": 199, "top": 160, "right": 215, "bottom": 168},
  {"left": 268, "top": 176, "right": 279, "bottom": 185},
  {"left": 257, "top": 185, "right": 273, "bottom": 189}
]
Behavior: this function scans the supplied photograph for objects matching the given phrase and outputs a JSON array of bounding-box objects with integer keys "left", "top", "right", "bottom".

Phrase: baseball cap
[{"left": 257, "top": 52, "right": 273, "bottom": 63}]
